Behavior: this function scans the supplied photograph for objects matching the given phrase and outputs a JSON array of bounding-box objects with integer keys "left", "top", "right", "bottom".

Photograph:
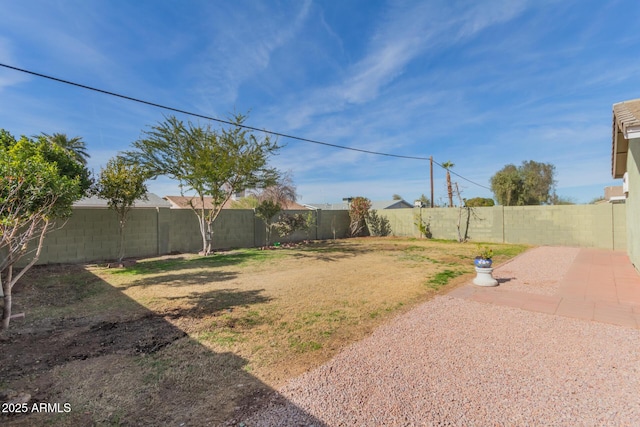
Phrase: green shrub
[{"left": 368, "top": 209, "right": 391, "bottom": 236}]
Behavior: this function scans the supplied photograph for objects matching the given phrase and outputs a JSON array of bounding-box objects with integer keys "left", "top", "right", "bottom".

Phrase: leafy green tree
[
  {"left": 520, "top": 160, "right": 556, "bottom": 205},
  {"left": 94, "top": 157, "right": 148, "bottom": 262},
  {"left": 392, "top": 194, "right": 402, "bottom": 200},
  {"left": 490, "top": 161, "right": 556, "bottom": 206},
  {"left": 490, "top": 164, "right": 521, "bottom": 206},
  {"left": 255, "top": 200, "right": 282, "bottom": 246},
  {"left": 367, "top": 210, "right": 391, "bottom": 236},
  {"left": 273, "top": 213, "right": 308, "bottom": 241},
  {"left": 230, "top": 195, "right": 260, "bottom": 209},
  {"left": 1, "top": 131, "right": 87, "bottom": 332},
  {"left": 39, "top": 132, "right": 90, "bottom": 165},
  {"left": 348, "top": 197, "right": 371, "bottom": 237},
  {"left": 465, "top": 197, "right": 495, "bottom": 207},
  {"left": 124, "top": 113, "right": 279, "bottom": 255}
]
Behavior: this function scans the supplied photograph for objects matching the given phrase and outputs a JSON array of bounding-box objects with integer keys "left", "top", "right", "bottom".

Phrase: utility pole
[{"left": 430, "top": 156, "right": 434, "bottom": 208}]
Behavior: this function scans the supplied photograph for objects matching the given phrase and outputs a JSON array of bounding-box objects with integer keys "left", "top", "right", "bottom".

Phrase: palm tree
[
  {"left": 442, "top": 161, "right": 455, "bottom": 207},
  {"left": 41, "top": 132, "right": 90, "bottom": 165}
]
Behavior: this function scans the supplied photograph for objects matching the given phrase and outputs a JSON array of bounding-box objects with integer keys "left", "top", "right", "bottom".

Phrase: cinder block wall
[
  {"left": 168, "top": 209, "right": 256, "bottom": 253},
  {"left": 378, "top": 204, "right": 626, "bottom": 250},
  {"left": 502, "top": 204, "right": 626, "bottom": 249},
  {"left": 26, "top": 207, "right": 160, "bottom": 265},
  {"left": 18, "top": 204, "right": 625, "bottom": 266},
  {"left": 316, "top": 210, "right": 350, "bottom": 240}
]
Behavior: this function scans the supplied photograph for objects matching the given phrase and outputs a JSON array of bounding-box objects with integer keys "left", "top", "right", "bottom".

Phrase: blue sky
[{"left": 1, "top": 0, "right": 639, "bottom": 205}]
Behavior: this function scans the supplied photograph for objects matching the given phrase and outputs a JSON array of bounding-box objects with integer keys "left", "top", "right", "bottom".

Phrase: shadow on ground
[
  {"left": 161, "top": 288, "right": 272, "bottom": 319},
  {"left": 0, "top": 265, "right": 324, "bottom": 426},
  {"left": 119, "top": 269, "right": 239, "bottom": 289},
  {"left": 108, "top": 251, "right": 274, "bottom": 276}
]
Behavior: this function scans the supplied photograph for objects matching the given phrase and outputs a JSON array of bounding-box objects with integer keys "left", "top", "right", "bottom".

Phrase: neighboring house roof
[
  {"left": 306, "top": 203, "right": 350, "bottom": 210},
  {"left": 307, "top": 200, "right": 413, "bottom": 210},
  {"left": 164, "top": 195, "right": 308, "bottom": 210},
  {"left": 370, "top": 200, "right": 413, "bottom": 210},
  {"left": 612, "top": 98, "right": 640, "bottom": 178},
  {"left": 164, "top": 195, "right": 234, "bottom": 210},
  {"left": 74, "top": 193, "right": 171, "bottom": 208}
]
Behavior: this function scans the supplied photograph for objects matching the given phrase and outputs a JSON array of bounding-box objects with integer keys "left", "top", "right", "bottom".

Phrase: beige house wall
[
  {"left": 18, "top": 204, "right": 625, "bottom": 266},
  {"left": 627, "top": 138, "right": 640, "bottom": 269}
]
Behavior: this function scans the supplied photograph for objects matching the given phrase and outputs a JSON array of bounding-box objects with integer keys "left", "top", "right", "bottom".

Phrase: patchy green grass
[
  {"left": 426, "top": 269, "right": 465, "bottom": 290},
  {"left": 288, "top": 337, "right": 323, "bottom": 353},
  {"left": 491, "top": 244, "right": 529, "bottom": 258}
]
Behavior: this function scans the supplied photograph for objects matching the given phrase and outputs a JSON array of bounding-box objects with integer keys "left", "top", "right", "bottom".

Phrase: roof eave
[{"left": 612, "top": 110, "right": 628, "bottom": 179}]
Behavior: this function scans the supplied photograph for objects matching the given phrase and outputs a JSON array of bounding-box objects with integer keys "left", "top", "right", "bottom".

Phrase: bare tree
[
  {"left": 454, "top": 183, "right": 479, "bottom": 243},
  {"left": 254, "top": 170, "right": 298, "bottom": 207}
]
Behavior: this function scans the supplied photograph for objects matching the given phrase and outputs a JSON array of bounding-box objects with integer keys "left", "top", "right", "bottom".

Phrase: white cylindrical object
[{"left": 473, "top": 267, "right": 498, "bottom": 287}]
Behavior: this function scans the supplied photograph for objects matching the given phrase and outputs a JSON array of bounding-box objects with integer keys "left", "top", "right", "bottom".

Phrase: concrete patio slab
[{"left": 452, "top": 247, "right": 640, "bottom": 329}]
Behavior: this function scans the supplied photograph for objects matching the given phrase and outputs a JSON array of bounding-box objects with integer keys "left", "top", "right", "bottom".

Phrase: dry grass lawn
[{"left": 0, "top": 237, "right": 528, "bottom": 426}]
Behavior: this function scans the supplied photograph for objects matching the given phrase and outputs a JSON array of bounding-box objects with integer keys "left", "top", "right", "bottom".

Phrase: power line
[
  {"left": 0, "top": 63, "right": 429, "bottom": 160},
  {"left": 0, "top": 62, "right": 491, "bottom": 190},
  {"left": 432, "top": 159, "right": 492, "bottom": 190}
]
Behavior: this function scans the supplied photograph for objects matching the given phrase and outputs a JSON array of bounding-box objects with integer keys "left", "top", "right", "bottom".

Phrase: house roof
[
  {"left": 306, "top": 203, "right": 349, "bottom": 210},
  {"left": 307, "top": 199, "right": 413, "bottom": 210},
  {"left": 74, "top": 193, "right": 171, "bottom": 208},
  {"left": 612, "top": 98, "right": 640, "bottom": 178},
  {"left": 370, "top": 199, "right": 413, "bottom": 210},
  {"left": 164, "top": 195, "right": 308, "bottom": 210}
]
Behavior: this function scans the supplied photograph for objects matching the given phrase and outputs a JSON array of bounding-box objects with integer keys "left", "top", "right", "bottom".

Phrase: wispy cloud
[
  {"left": 188, "top": 1, "right": 312, "bottom": 110},
  {"left": 276, "top": 0, "right": 536, "bottom": 130},
  {"left": 0, "top": 38, "right": 28, "bottom": 91}
]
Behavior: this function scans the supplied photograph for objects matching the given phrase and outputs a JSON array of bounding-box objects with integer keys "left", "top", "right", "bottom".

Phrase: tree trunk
[
  {"left": 205, "top": 220, "right": 213, "bottom": 255},
  {"left": 117, "top": 220, "right": 126, "bottom": 262},
  {"left": 199, "top": 208, "right": 207, "bottom": 255},
  {"left": 464, "top": 207, "right": 472, "bottom": 242},
  {"left": 1, "top": 266, "right": 13, "bottom": 333},
  {"left": 447, "top": 171, "right": 453, "bottom": 208},
  {"left": 265, "top": 223, "right": 270, "bottom": 247},
  {"left": 1, "top": 221, "right": 49, "bottom": 333}
]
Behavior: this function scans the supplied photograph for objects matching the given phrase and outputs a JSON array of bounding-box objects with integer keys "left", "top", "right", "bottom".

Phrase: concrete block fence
[
  {"left": 19, "top": 208, "right": 352, "bottom": 266},
  {"left": 379, "top": 204, "right": 626, "bottom": 250},
  {"left": 18, "top": 203, "right": 626, "bottom": 266}
]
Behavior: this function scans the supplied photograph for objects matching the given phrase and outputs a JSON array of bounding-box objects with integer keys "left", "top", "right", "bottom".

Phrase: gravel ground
[
  {"left": 492, "top": 246, "right": 580, "bottom": 295},
  {"left": 242, "top": 247, "right": 640, "bottom": 426}
]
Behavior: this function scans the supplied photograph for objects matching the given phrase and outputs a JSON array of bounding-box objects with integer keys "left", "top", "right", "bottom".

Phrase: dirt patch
[{"left": 2, "top": 314, "right": 185, "bottom": 381}]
